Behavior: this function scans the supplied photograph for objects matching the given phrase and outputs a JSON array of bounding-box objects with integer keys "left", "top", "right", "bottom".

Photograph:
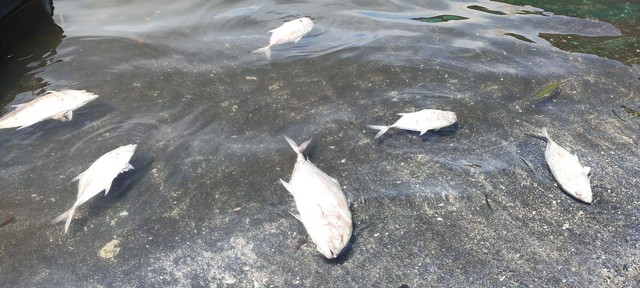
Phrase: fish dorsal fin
[
  {"left": 72, "top": 172, "right": 84, "bottom": 182},
  {"left": 420, "top": 130, "right": 428, "bottom": 135},
  {"left": 572, "top": 153, "right": 581, "bottom": 162},
  {"left": 329, "top": 176, "right": 340, "bottom": 186},
  {"left": 279, "top": 179, "right": 296, "bottom": 196},
  {"left": 289, "top": 211, "right": 301, "bottom": 222}
]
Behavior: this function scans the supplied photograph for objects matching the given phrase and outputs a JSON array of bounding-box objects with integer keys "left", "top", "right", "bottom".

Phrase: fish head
[
  {"left": 445, "top": 111, "right": 458, "bottom": 123},
  {"left": 112, "top": 144, "right": 138, "bottom": 162},
  {"left": 299, "top": 17, "right": 314, "bottom": 31},
  {"left": 568, "top": 178, "right": 593, "bottom": 204},
  {"left": 309, "top": 214, "right": 352, "bottom": 259},
  {"left": 62, "top": 90, "right": 99, "bottom": 106}
]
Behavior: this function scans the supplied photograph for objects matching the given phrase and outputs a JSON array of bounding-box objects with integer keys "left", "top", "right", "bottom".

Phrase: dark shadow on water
[
  {"left": 101, "top": 154, "right": 155, "bottom": 202},
  {"left": 0, "top": 1, "right": 64, "bottom": 106}
]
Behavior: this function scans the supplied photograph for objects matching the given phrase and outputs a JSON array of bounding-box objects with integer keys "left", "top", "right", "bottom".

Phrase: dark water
[{"left": 1, "top": 0, "right": 639, "bottom": 286}]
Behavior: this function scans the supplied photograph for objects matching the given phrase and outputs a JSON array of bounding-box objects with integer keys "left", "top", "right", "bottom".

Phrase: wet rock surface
[{"left": 1, "top": 0, "right": 639, "bottom": 286}]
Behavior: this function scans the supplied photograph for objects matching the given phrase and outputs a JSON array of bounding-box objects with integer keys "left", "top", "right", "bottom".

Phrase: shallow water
[{"left": 1, "top": 0, "right": 639, "bottom": 286}]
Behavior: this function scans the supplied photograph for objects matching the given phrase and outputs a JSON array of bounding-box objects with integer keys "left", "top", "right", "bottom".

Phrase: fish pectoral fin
[
  {"left": 584, "top": 166, "right": 591, "bottom": 175},
  {"left": 419, "top": 130, "right": 428, "bottom": 135},
  {"left": 72, "top": 172, "right": 84, "bottom": 182},
  {"left": 10, "top": 104, "right": 26, "bottom": 109},
  {"left": 279, "top": 179, "right": 296, "bottom": 195},
  {"left": 104, "top": 183, "right": 113, "bottom": 195},
  {"left": 53, "top": 110, "right": 73, "bottom": 121},
  {"left": 64, "top": 110, "right": 73, "bottom": 121},
  {"left": 122, "top": 163, "right": 134, "bottom": 173},
  {"left": 294, "top": 36, "right": 303, "bottom": 43},
  {"left": 289, "top": 211, "right": 302, "bottom": 222},
  {"left": 329, "top": 176, "right": 340, "bottom": 186}
]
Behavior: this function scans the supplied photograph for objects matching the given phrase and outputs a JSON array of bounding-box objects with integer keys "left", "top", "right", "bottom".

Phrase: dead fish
[
  {"left": 252, "top": 17, "right": 314, "bottom": 60},
  {"left": 0, "top": 90, "right": 98, "bottom": 130},
  {"left": 540, "top": 128, "right": 592, "bottom": 203},
  {"left": 368, "top": 109, "right": 457, "bottom": 139},
  {"left": 53, "top": 144, "right": 137, "bottom": 233},
  {"left": 279, "top": 137, "right": 352, "bottom": 259}
]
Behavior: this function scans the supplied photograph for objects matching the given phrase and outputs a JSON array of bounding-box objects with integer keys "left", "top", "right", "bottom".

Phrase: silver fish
[
  {"left": 0, "top": 90, "right": 98, "bottom": 130},
  {"left": 53, "top": 144, "right": 137, "bottom": 233},
  {"left": 252, "top": 17, "right": 314, "bottom": 60},
  {"left": 540, "top": 128, "right": 592, "bottom": 203},
  {"left": 279, "top": 137, "right": 352, "bottom": 259},
  {"left": 368, "top": 109, "right": 457, "bottom": 139}
]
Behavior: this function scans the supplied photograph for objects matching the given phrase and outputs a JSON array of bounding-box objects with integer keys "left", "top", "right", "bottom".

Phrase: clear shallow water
[{"left": 1, "top": 0, "right": 639, "bottom": 286}]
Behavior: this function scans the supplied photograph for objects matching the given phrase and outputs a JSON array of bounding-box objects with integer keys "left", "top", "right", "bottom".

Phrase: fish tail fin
[
  {"left": 252, "top": 46, "right": 272, "bottom": 60},
  {"left": 540, "top": 127, "right": 549, "bottom": 139},
  {"left": 368, "top": 125, "right": 391, "bottom": 139},
  {"left": 284, "top": 136, "right": 311, "bottom": 159},
  {"left": 528, "top": 127, "right": 549, "bottom": 141},
  {"left": 52, "top": 206, "right": 77, "bottom": 234}
]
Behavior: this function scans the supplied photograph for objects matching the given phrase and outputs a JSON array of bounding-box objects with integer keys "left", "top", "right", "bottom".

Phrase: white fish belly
[
  {"left": 393, "top": 110, "right": 456, "bottom": 132},
  {"left": 290, "top": 161, "right": 348, "bottom": 212},
  {"left": 269, "top": 18, "right": 313, "bottom": 46}
]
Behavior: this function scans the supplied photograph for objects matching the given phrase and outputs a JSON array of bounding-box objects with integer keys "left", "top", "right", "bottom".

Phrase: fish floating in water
[
  {"left": 368, "top": 109, "right": 457, "bottom": 139},
  {"left": 0, "top": 90, "right": 98, "bottom": 130},
  {"left": 252, "top": 17, "right": 314, "bottom": 60},
  {"left": 279, "top": 136, "right": 352, "bottom": 259},
  {"left": 539, "top": 128, "right": 592, "bottom": 204},
  {"left": 53, "top": 144, "right": 137, "bottom": 233}
]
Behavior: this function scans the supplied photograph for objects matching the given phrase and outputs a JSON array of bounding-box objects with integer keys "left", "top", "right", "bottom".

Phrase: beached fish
[
  {"left": 279, "top": 137, "right": 352, "bottom": 259},
  {"left": 252, "top": 17, "right": 314, "bottom": 60},
  {"left": 53, "top": 144, "right": 137, "bottom": 233},
  {"left": 368, "top": 109, "right": 457, "bottom": 139},
  {"left": 540, "top": 128, "right": 592, "bottom": 203},
  {"left": 0, "top": 90, "right": 98, "bottom": 130}
]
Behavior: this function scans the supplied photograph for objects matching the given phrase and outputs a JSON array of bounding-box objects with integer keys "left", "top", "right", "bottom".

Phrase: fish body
[
  {"left": 368, "top": 109, "right": 457, "bottom": 139},
  {"left": 280, "top": 137, "right": 352, "bottom": 259},
  {"left": 540, "top": 128, "right": 592, "bottom": 203},
  {"left": 252, "top": 17, "right": 314, "bottom": 60},
  {"left": 0, "top": 90, "right": 98, "bottom": 130},
  {"left": 53, "top": 144, "right": 137, "bottom": 233}
]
